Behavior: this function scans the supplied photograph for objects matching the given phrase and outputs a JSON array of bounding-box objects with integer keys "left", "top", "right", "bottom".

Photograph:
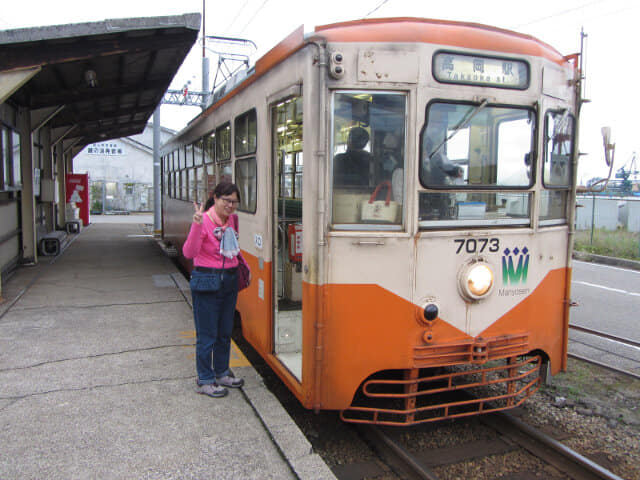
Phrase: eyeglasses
[{"left": 220, "top": 197, "right": 240, "bottom": 207}]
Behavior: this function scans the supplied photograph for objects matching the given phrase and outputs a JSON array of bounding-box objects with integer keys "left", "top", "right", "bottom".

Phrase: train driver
[{"left": 422, "top": 135, "right": 464, "bottom": 186}]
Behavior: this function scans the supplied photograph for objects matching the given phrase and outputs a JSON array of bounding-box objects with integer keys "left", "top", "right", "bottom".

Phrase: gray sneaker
[
  {"left": 195, "top": 383, "right": 228, "bottom": 398},
  {"left": 217, "top": 375, "right": 244, "bottom": 388}
]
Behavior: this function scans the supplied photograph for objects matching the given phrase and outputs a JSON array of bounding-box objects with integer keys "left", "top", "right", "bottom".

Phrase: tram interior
[{"left": 273, "top": 97, "right": 303, "bottom": 380}]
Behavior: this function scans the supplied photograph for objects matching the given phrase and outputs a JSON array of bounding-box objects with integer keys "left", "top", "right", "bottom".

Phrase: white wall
[
  {"left": 73, "top": 123, "right": 174, "bottom": 183},
  {"left": 627, "top": 199, "right": 640, "bottom": 232}
]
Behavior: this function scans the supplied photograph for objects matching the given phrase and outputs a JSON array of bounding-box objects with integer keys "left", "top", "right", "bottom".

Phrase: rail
[
  {"left": 347, "top": 410, "right": 625, "bottom": 480},
  {"left": 568, "top": 324, "right": 640, "bottom": 380},
  {"left": 569, "top": 324, "right": 640, "bottom": 349},
  {"left": 482, "top": 412, "right": 625, "bottom": 480},
  {"left": 355, "top": 425, "right": 440, "bottom": 480}
]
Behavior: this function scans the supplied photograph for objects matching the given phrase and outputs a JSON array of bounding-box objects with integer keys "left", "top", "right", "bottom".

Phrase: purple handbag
[
  {"left": 231, "top": 214, "right": 251, "bottom": 291},
  {"left": 237, "top": 252, "right": 251, "bottom": 291}
]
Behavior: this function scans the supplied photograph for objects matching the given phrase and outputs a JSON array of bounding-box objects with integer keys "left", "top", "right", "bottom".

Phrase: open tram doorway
[{"left": 271, "top": 95, "right": 303, "bottom": 381}]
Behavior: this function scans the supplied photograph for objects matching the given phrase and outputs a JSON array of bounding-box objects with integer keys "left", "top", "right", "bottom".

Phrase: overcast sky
[{"left": 1, "top": 0, "right": 638, "bottom": 183}]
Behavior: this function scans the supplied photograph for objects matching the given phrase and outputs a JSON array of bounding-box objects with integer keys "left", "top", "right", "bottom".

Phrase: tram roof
[
  {"left": 191, "top": 17, "right": 570, "bottom": 135},
  {"left": 0, "top": 13, "right": 200, "bottom": 153},
  {"left": 310, "top": 17, "right": 568, "bottom": 65}
]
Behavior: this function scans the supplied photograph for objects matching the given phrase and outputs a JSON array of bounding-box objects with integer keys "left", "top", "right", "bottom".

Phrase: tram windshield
[{"left": 419, "top": 101, "right": 536, "bottom": 228}]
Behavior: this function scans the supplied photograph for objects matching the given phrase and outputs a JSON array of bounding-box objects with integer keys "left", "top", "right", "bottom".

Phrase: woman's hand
[{"left": 192, "top": 202, "right": 204, "bottom": 224}]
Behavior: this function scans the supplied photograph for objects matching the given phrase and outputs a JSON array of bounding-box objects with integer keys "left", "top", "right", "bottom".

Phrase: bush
[{"left": 574, "top": 229, "right": 640, "bottom": 261}]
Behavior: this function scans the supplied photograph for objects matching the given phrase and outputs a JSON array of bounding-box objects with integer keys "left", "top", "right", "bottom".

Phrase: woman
[{"left": 183, "top": 182, "right": 245, "bottom": 398}]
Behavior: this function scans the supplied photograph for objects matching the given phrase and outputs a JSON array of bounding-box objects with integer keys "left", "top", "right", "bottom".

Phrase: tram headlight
[{"left": 458, "top": 261, "right": 494, "bottom": 301}]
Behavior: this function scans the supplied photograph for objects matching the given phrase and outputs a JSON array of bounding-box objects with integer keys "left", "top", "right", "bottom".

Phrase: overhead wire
[
  {"left": 365, "top": 0, "right": 391, "bottom": 18},
  {"left": 223, "top": 0, "right": 251, "bottom": 35},
  {"left": 238, "top": 0, "right": 271, "bottom": 35},
  {"left": 512, "top": 0, "right": 623, "bottom": 28}
]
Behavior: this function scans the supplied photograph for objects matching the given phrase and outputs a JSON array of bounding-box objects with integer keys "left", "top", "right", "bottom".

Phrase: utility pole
[{"left": 153, "top": 108, "right": 161, "bottom": 234}]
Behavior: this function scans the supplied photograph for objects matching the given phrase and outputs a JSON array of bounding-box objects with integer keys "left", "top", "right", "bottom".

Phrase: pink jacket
[{"left": 182, "top": 212, "right": 240, "bottom": 269}]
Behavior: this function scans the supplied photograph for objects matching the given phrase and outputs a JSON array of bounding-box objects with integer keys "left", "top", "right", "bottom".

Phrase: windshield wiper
[{"left": 430, "top": 98, "right": 489, "bottom": 157}]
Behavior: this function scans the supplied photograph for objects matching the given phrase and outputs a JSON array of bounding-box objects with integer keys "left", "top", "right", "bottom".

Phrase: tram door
[{"left": 271, "top": 95, "right": 303, "bottom": 381}]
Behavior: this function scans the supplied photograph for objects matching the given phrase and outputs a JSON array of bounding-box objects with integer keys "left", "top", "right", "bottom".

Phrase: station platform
[{"left": 0, "top": 216, "right": 335, "bottom": 480}]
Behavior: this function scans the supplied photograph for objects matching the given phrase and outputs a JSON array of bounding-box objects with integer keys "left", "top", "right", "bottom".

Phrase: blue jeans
[{"left": 190, "top": 269, "right": 239, "bottom": 385}]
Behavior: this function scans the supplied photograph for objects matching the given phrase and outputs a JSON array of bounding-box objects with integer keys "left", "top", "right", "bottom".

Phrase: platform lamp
[{"left": 84, "top": 69, "right": 98, "bottom": 88}]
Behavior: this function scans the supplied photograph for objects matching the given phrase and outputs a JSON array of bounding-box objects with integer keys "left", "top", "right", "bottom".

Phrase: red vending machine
[{"left": 65, "top": 173, "right": 89, "bottom": 227}]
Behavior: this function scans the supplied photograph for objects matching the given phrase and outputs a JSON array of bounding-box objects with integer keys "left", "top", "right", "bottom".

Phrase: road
[{"left": 569, "top": 260, "right": 640, "bottom": 373}]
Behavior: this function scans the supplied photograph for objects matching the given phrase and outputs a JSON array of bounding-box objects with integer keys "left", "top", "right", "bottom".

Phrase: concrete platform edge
[
  {"left": 240, "top": 374, "right": 338, "bottom": 480},
  {"left": 163, "top": 238, "right": 337, "bottom": 480}
]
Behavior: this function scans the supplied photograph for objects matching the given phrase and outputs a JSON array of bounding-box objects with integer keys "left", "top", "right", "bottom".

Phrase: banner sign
[{"left": 86, "top": 142, "right": 125, "bottom": 155}]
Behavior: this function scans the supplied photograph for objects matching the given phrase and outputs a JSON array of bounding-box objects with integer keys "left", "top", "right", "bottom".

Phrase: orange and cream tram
[{"left": 161, "top": 18, "right": 581, "bottom": 425}]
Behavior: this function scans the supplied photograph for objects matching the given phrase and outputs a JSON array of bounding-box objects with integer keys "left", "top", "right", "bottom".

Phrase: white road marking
[
  {"left": 572, "top": 280, "right": 640, "bottom": 297},
  {"left": 573, "top": 260, "right": 640, "bottom": 274}
]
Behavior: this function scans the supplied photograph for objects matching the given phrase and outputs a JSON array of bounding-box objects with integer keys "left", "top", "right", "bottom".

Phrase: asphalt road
[{"left": 569, "top": 260, "right": 640, "bottom": 372}]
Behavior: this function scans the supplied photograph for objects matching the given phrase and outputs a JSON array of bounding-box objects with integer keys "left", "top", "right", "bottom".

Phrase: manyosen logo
[{"left": 502, "top": 246, "right": 529, "bottom": 285}]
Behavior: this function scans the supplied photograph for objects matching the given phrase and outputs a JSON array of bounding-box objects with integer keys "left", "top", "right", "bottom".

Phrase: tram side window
[
  {"left": 203, "top": 132, "right": 216, "bottom": 199},
  {"left": 162, "top": 156, "right": 169, "bottom": 196},
  {"left": 216, "top": 123, "right": 231, "bottom": 162},
  {"left": 206, "top": 164, "right": 216, "bottom": 197},
  {"left": 235, "top": 157, "right": 257, "bottom": 213},
  {"left": 540, "top": 110, "right": 574, "bottom": 225},
  {"left": 235, "top": 109, "right": 257, "bottom": 157},
  {"left": 193, "top": 138, "right": 204, "bottom": 166},
  {"left": 331, "top": 92, "right": 406, "bottom": 228},
  {"left": 171, "top": 171, "right": 177, "bottom": 198},
  {"left": 188, "top": 167, "right": 197, "bottom": 202},
  {"left": 219, "top": 161, "right": 233, "bottom": 184},
  {"left": 204, "top": 132, "right": 215, "bottom": 164},
  {"left": 168, "top": 155, "right": 174, "bottom": 197},
  {"left": 180, "top": 169, "right": 187, "bottom": 200},
  {"left": 418, "top": 102, "right": 534, "bottom": 227},
  {"left": 185, "top": 144, "right": 194, "bottom": 168}
]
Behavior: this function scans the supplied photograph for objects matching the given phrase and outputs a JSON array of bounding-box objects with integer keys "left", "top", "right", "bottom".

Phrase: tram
[{"left": 161, "top": 17, "right": 582, "bottom": 425}]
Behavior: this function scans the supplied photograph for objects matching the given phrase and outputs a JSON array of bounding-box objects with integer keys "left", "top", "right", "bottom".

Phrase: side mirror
[
  {"left": 586, "top": 126, "right": 617, "bottom": 192},
  {"left": 601, "top": 126, "right": 615, "bottom": 167}
]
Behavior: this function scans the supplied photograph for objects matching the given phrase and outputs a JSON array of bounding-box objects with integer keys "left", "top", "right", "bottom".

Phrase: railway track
[
  {"left": 332, "top": 411, "right": 625, "bottom": 480},
  {"left": 568, "top": 324, "right": 640, "bottom": 380}
]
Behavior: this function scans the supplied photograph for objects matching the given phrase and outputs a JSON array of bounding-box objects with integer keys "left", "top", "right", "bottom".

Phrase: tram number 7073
[{"left": 454, "top": 238, "right": 500, "bottom": 254}]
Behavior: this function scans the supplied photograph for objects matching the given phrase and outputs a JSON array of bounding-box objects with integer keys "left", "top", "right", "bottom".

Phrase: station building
[
  {"left": 74, "top": 123, "right": 176, "bottom": 214},
  {"left": 0, "top": 14, "right": 200, "bottom": 279}
]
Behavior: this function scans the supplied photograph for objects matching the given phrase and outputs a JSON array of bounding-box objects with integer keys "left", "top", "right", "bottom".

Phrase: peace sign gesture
[{"left": 192, "top": 201, "right": 205, "bottom": 224}]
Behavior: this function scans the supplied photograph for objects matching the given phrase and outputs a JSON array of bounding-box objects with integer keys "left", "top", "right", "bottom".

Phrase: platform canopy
[{"left": 0, "top": 13, "right": 200, "bottom": 152}]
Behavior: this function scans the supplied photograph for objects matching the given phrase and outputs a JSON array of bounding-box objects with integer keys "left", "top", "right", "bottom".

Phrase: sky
[{"left": 1, "top": 0, "right": 638, "bottom": 184}]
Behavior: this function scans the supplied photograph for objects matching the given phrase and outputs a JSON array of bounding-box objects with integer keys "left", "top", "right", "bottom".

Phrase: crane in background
[{"left": 615, "top": 152, "right": 638, "bottom": 195}]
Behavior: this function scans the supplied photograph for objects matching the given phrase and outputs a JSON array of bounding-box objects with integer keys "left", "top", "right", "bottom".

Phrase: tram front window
[
  {"left": 419, "top": 102, "right": 535, "bottom": 227},
  {"left": 331, "top": 91, "right": 406, "bottom": 228}
]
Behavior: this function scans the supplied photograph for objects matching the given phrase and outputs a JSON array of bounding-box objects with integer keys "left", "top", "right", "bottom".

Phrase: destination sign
[{"left": 433, "top": 52, "right": 529, "bottom": 89}]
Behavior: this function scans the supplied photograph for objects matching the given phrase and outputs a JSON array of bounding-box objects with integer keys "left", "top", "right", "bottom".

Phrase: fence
[{"left": 575, "top": 195, "right": 640, "bottom": 259}]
